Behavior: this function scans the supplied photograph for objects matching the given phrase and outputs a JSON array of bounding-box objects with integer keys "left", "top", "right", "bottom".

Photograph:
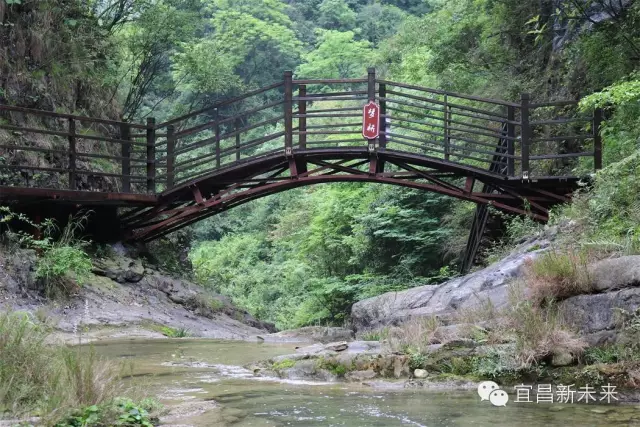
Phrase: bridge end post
[
  {"left": 146, "top": 117, "right": 156, "bottom": 194},
  {"left": 166, "top": 124, "right": 175, "bottom": 189},
  {"left": 520, "top": 93, "right": 531, "bottom": 180},
  {"left": 507, "top": 105, "right": 515, "bottom": 177},
  {"left": 68, "top": 118, "right": 76, "bottom": 190},
  {"left": 593, "top": 108, "right": 603, "bottom": 171},
  {"left": 119, "top": 123, "right": 131, "bottom": 192},
  {"left": 284, "top": 70, "right": 297, "bottom": 177}
]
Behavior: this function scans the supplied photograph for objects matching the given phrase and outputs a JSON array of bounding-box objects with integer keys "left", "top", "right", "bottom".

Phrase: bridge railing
[
  {"left": 0, "top": 104, "right": 154, "bottom": 194},
  {"left": 0, "top": 69, "right": 602, "bottom": 196}
]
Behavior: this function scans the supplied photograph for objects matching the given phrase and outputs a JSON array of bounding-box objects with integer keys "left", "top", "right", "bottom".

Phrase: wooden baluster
[
  {"left": 235, "top": 118, "right": 241, "bottom": 162},
  {"left": 214, "top": 108, "right": 221, "bottom": 168},
  {"left": 298, "top": 84, "right": 306, "bottom": 149},
  {"left": 146, "top": 117, "right": 156, "bottom": 193},
  {"left": 444, "top": 95, "right": 450, "bottom": 161},
  {"left": 507, "top": 105, "right": 515, "bottom": 177},
  {"left": 68, "top": 118, "right": 76, "bottom": 190},
  {"left": 166, "top": 124, "right": 175, "bottom": 189},
  {"left": 119, "top": 123, "right": 131, "bottom": 192},
  {"left": 378, "top": 82, "right": 387, "bottom": 148},
  {"left": 520, "top": 93, "right": 531, "bottom": 179}
]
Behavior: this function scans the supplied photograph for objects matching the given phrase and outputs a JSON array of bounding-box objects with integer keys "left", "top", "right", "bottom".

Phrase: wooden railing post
[
  {"left": 68, "top": 118, "right": 76, "bottom": 190},
  {"left": 146, "top": 117, "right": 156, "bottom": 194},
  {"left": 507, "top": 105, "right": 515, "bottom": 177},
  {"left": 593, "top": 108, "right": 603, "bottom": 171},
  {"left": 443, "top": 95, "right": 450, "bottom": 160},
  {"left": 214, "top": 108, "right": 221, "bottom": 168},
  {"left": 298, "top": 84, "right": 306, "bottom": 149},
  {"left": 378, "top": 82, "right": 386, "bottom": 149},
  {"left": 235, "top": 118, "right": 241, "bottom": 162},
  {"left": 520, "top": 93, "right": 531, "bottom": 179},
  {"left": 284, "top": 70, "right": 293, "bottom": 156},
  {"left": 166, "top": 124, "right": 175, "bottom": 189},
  {"left": 119, "top": 123, "right": 131, "bottom": 192}
]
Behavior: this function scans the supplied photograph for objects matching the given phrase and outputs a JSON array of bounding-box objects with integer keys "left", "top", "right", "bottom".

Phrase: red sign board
[{"left": 362, "top": 101, "right": 380, "bottom": 140}]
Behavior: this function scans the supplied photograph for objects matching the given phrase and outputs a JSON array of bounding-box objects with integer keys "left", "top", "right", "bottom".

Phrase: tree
[
  {"left": 356, "top": 3, "right": 406, "bottom": 45},
  {"left": 318, "top": 0, "right": 357, "bottom": 31},
  {"left": 296, "top": 30, "right": 373, "bottom": 79},
  {"left": 172, "top": 0, "right": 302, "bottom": 98}
]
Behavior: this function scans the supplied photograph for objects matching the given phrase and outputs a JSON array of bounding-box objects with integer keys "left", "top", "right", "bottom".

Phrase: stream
[{"left": 93, "top": 338, "right": 640, "bottom": 427}]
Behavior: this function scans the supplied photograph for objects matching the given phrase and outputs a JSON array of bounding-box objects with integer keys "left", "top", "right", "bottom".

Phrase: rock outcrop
[
  {"left": 352, "top": 241, "right": 640, "bottom": 343},
  {"left": 0, "top": 247, "right": 275, "bottom": 340},
  {"left": 351, "top": 239, "right": 550, "bottom": 331}
]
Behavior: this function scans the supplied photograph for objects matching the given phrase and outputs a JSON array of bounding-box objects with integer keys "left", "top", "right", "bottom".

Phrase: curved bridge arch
[{"left": 122, "top": 148, "right": 576, "bottom": 243}]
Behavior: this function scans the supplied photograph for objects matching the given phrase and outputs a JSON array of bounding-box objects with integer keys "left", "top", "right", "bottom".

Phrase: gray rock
[
  {"left": 560, "top": 288, "right": 640, "bottom": 334},
  {"left": 351, "top": 240, "right": 548, "bottom": 330},
  {"left": 346, "top": 370, "right": 377, "bottom": 381},
  {"left": 263, "top": 326, "right": 355, "bottom": 343},
  {"left": 588, "top": 256, "right": 640, "bottom": 292},
  {"left": 551, "top": 351, "right": 574, "bottom": 367},
  {"left": 414, "top": 369, "right": 428, "bottom": 379},
  {"left": 326, "top": 341, "right": 348, "bottom": 352}
]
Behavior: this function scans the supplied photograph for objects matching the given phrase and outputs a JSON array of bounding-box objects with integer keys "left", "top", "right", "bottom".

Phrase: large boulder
[
  {"left": 351, "top": 240, "right": 549, "bottom": 330},
  {"left": 588, "top": 256, "right": 640, "bottom": 292},
  {"left": 560, "top": 288, "right": 640, "bottom": 334}
]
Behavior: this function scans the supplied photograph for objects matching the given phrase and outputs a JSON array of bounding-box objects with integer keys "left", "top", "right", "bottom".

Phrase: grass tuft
[
  {"left": 0, "top": 312, "right": 122, "bottom": 422},
  {"left": 524, "top": 250, "right": 594, "bottom": 305}
]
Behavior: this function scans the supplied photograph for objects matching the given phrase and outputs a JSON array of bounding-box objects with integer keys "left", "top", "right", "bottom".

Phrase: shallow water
[{"left": 94, "top": 339, "right": 640, "bottom": 427}]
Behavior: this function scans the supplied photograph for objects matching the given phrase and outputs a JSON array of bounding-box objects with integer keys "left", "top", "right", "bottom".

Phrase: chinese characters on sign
[
  {"left": 477, "top": 381, "right": 619, "bottom": 408},
  {"left": 514, "top": 384, "right": 618, "bottom": 404},
  {"left": 362, "top": 101, "right": 380, "bottom": 140}
]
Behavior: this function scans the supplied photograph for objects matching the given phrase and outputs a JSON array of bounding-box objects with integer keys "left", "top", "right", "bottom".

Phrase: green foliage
[
  {"left": 583, "top": 345, "right": 640, "bottom": 365},
  {"left": 296, "top": 30, "right": 372, "bottom": 79},
  {"left": 407, "top": 351, "right": 428, "bottom": 370},
  {"left": 272, "top": 359, "right": 296, "bottom": 371},
  {"left": 316, "top": 357, "right": 348, "bottom": 377},
  {"left": 55, "top": 398, "right": 158, "bottom": 427},
  {"left": 158, "top": 326, "right": 190, "bottom": 338},
  {"left": 1, "top": 208, "right": 93, "bottom": 297}
]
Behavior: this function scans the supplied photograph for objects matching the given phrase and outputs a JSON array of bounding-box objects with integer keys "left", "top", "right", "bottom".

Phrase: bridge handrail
[
  {"left": 0, "top": 104, "right": 146, "bottom": 129},
  {"left": 377, "top": 79, "right": 521, "bottom": 108},
  {"left": 0, "top": 68, "right": 603, "bottom": 197},
  {"left": 154, "top": 81, "right": 285, "bottom": 129}
]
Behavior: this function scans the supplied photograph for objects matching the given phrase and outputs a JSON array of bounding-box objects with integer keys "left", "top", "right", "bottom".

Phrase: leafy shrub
[
  {"left": 55, "top": 398, "right": 159, "bottom": 427},
  {"left": 316, "top": 357, "right": 348, "bottom": 377},
  {"left": 159, "top": 326, "right": 190, "bottom": 338},
  {"left": 407, "top": 351, "right": 428, "bottom": 370},
  {"left": 1, "top": 208, "right": 93, "bottom": 297},
  {"left": 583, "top": 345, "right": 640, "bottom": 365}
]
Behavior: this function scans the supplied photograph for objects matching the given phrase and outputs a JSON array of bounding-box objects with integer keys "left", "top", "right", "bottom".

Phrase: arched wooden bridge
[{"left": 0, "top": 69, "right": 602, "bottom": 272}]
